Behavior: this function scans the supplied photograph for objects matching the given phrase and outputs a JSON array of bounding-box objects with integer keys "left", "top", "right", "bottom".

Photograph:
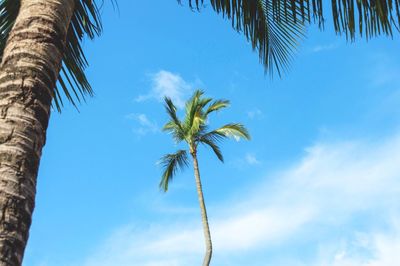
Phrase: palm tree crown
[{"left": 159, "top": 90, "right": 250, "bottom": 191}]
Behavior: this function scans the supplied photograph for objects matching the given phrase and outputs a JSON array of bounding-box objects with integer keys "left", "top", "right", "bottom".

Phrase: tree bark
[
  {"left": 0, "top": 0, "right": 75, "bottom": 264},
  {"left": 191, "top": 151, "right": 213, "bottom": 266}
]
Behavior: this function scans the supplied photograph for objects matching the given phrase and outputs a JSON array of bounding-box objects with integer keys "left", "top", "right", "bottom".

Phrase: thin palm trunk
[
  {"left": 0, "top": 0, "right": 75, "bottom": 264},
  {"left": 191, "top": 150, "right": 212, "bottom": 266}
]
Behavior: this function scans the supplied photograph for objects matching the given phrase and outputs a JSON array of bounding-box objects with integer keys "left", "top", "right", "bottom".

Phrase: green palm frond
[
  {"left": 0, "top": 0, "right": 102, "bottom": 111},
  {"left": 198, "top": 134, "right": 224, "bottom": 162},
  {"left": 159, "top": 150, "right": 189, "bottom": 192},
  {"left": 183, "top": 0, "right": 305, "bottom": 76},
  {"left": 164, "top": 97, "right": 183, "bottom": 128},
  {"left": 183, "top": 0, "right": 400, "bottom": 74},
  {"left": 163, "top": 121, "right": 185, "bottom": 143},
  {"left": 205, "top": 99, "right": 230, "bottom": 115},
  {"left": 214, "top": 123, "right": 251, "bottom": 140},
  {"left": 189, "top": 110, "right": 205, "bottom": 137},
  {"left": 183, "top": 90, "right": 209, "bottom": 137},
  {"left": 329, "top": 0, "right": 400, "bottom": 39},
  {"left": 163, "top": 97, "right": 186, "bottom": 142},
  {"left": 184, "top": 90, "right": 204, "bottom": 124}
]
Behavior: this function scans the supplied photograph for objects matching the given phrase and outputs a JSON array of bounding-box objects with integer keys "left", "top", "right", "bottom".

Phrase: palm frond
[
  {"left": 197, "top": 130, "right": 227, "bottom": 143},
  {"left": 214, "top": 123, "right": 251, "bottom": 140},
  {"left": 54, "top": 0, "right": 102, "bottom": 111},
  {"left": 198, "top": 134, "right": 224, "bottom": 162},
  {"left": 163, "top": 97, "right": 186, "bottom": 143},
  {"left": 183, "top": 90, "right": 208, "bottom": 137},
  {"left": 158, "top": 150, "right": 189, "bottom": 192},
  {"left": 205, "top": 99, "right": 230, "bottom": 116},
  {"left": 183, "top": 0, "right": 305, "bottom": 76},
  {"left": 189, "top": 110, "right": 205, "bottom": 137},
  {"left": 184, "top": 90, "right": 204, "bottom": 123},
  {"left": 329, "top": 0, "right": 400, "bottom": 39},
  {"left": 164, "top": 97, "right": 183, "bottom": 129},
  {"left": 163, "top": 121, "right": 185, "bottom": 143},
  {"left": 0, "top": 0, "right": 102, "bottom": 112},
  {"left": 0, "top": 0, "right": 18, "bottom": 56},
  {"left": 182, "top": 0, "right": 400, "bottom": 74}
]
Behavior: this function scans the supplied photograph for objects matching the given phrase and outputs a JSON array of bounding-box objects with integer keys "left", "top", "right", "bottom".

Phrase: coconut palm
[
  {"left": 0, "top": 1, "right": 101, "bottom": 265},
  {"left": 0, "top": 0, "right": 399, "bottom": 264},
  {"left": 159, "top": 90, "right": 250, "bottom": 266}
]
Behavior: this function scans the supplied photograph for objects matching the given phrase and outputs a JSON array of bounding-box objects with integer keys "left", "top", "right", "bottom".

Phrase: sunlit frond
[
  {"left": 214, "top": 123, "right": 251, "bottom": 140},
  {"left": 205, "top": 99, "right": 230, "bottom": 116},
  {"left": 159, "top": 150, "right": 189, "bottom": 192},
  {"left": 184, "top": 90, "right": 204, "bottom": 124},
  {"left": 183, "top": 90, "right": 208, "bottom": 137}
]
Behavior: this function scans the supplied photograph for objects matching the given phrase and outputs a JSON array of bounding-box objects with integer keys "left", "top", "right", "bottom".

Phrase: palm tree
[
  {"left": 0, "top": 1, "right": 101, "bottom": 265},
  {"left": 159, "top": 90, "right": 250, "bottom": 266},
  {"left": 0, "top": 0, "right": 399, "bottom": 264}
]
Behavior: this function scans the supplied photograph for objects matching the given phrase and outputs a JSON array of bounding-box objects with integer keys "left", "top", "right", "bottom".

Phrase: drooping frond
[
  {"left": 182, "top": 0, "right": 400, "bottom": 74},
  {"left": 181, "top": 0, "right": 305, "bottom": 76},
  {"left": 0, "top": 0, "right": 102, "bottom": 111},
  {"left": 159, "top": 150, "right": 189, "bottom": 192},
  {"left": 205, "top": 99, "right": 230, "bottom": 115},
  {"left": 164, "top": 97, "right": 182, "bottom": 127},
  {"left": 329, "top": 0, "right": 400, "bottom": 39},
  {"left": 198, "top": 133, "right": 225, "bottom": 161},
  {"left": 163, "top": 97, "right": 186, "bottom": 142},
  {"left": 213, "top": 123, "right": 251, "bottom": 140},
  {"left": 55, "top": 0, "right": 102, "bottom": 111}
]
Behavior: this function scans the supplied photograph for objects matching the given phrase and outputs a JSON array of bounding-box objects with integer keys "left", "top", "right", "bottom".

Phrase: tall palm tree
[
  {"left": 0, "top": 0, "right": 399, "bottom": 264},
  {"left": 159, "top": 90, "right": 250, "bottom": 266}
]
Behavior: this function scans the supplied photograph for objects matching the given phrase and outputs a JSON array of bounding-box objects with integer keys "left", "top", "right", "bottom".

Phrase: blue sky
[{"left": 23, "top": 1, "right": 400, "bottom": 266}]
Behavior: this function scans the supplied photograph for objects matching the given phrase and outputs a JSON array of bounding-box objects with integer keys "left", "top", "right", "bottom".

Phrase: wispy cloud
[
  {"left": 126, "top": 113, "right": 158, "bottom": 136},
  {"left": 313, "top": 219, "right": 400, "bottom": 266},
  {"left": 312, "top": 43, "right": 339, "bottom": 53},
  {"left": 135, "top": 70, "right": 199, "bottom": 109},
  {"left": 245, "top": 153, "right": 261, "bottom": 165},
  {"left": 81, "top": 133, "right": 400, "bottom": 265},
  {"left": 247, "top": 108, "right": 263, "bottom": 120}
]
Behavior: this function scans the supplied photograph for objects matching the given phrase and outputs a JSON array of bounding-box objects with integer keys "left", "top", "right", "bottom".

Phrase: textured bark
[
  {"left": 191, "top": 150, "right": 213, "bottom": 266},
  {"left": 0, "top": 0, "right": 75, "bottom": 265}
]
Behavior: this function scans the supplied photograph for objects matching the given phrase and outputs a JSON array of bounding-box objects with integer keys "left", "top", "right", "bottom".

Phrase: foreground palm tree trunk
[
  {"left": 0, "top": 0, "right": 75, "bottom": 264},
  {"left": 191, "top": 149, "right": 213, "bottom": 266}
]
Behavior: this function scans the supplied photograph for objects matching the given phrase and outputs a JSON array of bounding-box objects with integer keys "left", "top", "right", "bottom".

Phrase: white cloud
[
  {"left": 126, "top": 113, "right": 158, "bottom": 136},
  {"left": 247, "top": 108, "right": 263, "bottom": 120},
  {"left": 135, "top": 70, "right": 197, "bottom": 108},
  {"left": 245, "top": 153, "right": 261, "bottom": 165},
  {"left": 81, "top": 133, "right": 400, "bottom": 265},
  {"left": 314, "top": 219, "right": 400, "bottom": 266},
  {"left": 312, "top": 43, "right": 339, "bottom": 53}
]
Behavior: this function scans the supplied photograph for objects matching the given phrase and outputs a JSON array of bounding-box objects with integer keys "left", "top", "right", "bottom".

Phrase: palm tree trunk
[
  {"left": 0, "top": 0, "right": 75, "bottom": 264},
  {"left": 191, "top": 151, "right": 213, "bottom": 266}
]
